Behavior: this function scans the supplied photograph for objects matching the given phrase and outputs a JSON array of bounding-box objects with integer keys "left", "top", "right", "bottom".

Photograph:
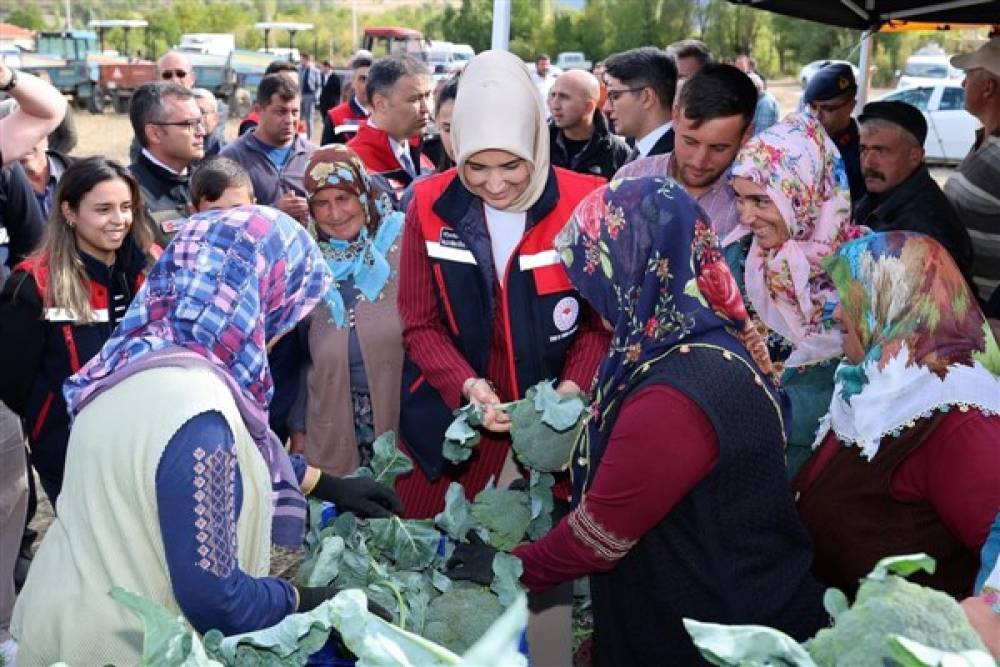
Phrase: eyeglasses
[
  {"left": 160, "top": 69, "right": 189, "bottom": 80},
  {"left": 152, "top": 118, "right": 206, "bottom": 132},
  {"left": 605, "top": 86, "right": 646, "bottom": 104},
  {"left": 808, "top": 98, "right": 853, "bottom": 114}
]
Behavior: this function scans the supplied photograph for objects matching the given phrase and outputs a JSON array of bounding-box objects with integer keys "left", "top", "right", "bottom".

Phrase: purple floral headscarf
[
  {"left": 557, "top": 177, "right": 780, "bottom": 500},
  {"left": 64, "top": 205, "right": 332, "bottom": 546}
]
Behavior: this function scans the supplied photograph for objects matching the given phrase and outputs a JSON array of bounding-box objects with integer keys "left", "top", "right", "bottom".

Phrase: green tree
[{"left": 7, "top": 7, "right": 46, "bottom": 31}]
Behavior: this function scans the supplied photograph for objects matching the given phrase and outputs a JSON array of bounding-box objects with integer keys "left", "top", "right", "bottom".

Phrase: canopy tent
[
  {"left": 725, "top": 1, "right": 1000, "bottom": 32},
  {"left": 727, "top": 0, "right": 998, "bottom": 105}
]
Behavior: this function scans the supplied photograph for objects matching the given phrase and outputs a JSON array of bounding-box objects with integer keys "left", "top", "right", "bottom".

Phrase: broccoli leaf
[
  {"left": 367, "top": 516, "right": 441, "bottom": 571},
  {"left": 300, "top": 534, "right": 345, "bottom": 586},
  {"left": 109, "top": 587, "right": 220, "bottom": 667},
  {"left": 822, "top": 588, "right": 849, "bottom": 620},
  {"left": 471, "top": 487, "right": 532, "bottom": 551},
  {"left": 443, "top": 435, "right": 478, "bottom": 463},
  {"left": 432, "top": 569, "right": 454, "bottom": 593},
  {"left": 682, "top": 618, "right": 817, "bottom": 667},
  {"left": 391, "top": 571, "right": 438, "bottom": 635},
  {"left": 442, "top": 404, "right": 485, "bottom": 464},
  {"left": 526, "top": 471, "right": 555, "bottom": 541},
  {"left": 532, "top": 380, "right": 586, "bottom": 431},
  {"left": 329, "top": 589, "right": 463, "bottom": 666},
  {"left": 490, "top": 552, "right": 525, "bottom": 607},
  {"left": 206, "top": 599, "right": 339, "bottom": 666},
  {"left": 353, "top": 431, "right": 413, "bottom": 486},
  {"left": 435, "top": 482, "right": 481, "bottom": 542},
  {"left": 866, "top": 553, "right": 936, "bottom": 581},
  {"left": 510, "top": 384, "right": 583, "bottom": 473},
  {"left": 887, "top": 636, "right": 997, "bottom": 667},
  {"left": 330, "top": 511, "right": 358, "bottom": 541}
]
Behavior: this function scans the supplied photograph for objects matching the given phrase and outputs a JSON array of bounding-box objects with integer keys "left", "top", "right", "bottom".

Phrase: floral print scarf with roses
[
  {"left": 556, "top": 177, "right": 781, "bottom": 499},
  {"left": 726, "top": 112, "right": 863, "bottom": 369},
  {"left": 818, "top": 231, "right": 1000, "bottom": 459}
]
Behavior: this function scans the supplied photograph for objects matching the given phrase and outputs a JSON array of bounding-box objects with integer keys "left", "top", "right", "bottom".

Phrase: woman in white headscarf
[
  {"left": 395, "top": 50, "right": 607, "bottom": 516},
  {"left": 395, "top": 50, "right": 608, "bottom": 661}
]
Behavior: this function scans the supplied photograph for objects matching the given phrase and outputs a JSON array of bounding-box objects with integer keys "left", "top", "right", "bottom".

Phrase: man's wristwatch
[{"left": 0, "top": 67, "right": 16, "bottom": 92}]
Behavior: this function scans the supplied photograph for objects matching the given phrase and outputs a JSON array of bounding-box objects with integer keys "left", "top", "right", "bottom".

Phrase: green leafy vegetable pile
[
  {"left": 293, "top": 431, "right": 553, "bottom": 656},
  {"left": 110, "top": 586, "right": 532, "bottom": 667},
  {"left": 443, "top": 379, "right": 587, "bottom": 471},
  {"left": 683, "top": 554, "right": 992, "bottom": 667}
]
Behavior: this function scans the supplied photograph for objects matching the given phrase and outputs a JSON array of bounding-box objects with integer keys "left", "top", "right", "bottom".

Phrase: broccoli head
[
  {"left": 806, "top": 574, "right": 986, "bottom": 667},
  {"left": 422, "top": 582, "right": 505, "bottom": 654},
  {"left": 471, "top": 487, "right": 532, "bottom": 551}
]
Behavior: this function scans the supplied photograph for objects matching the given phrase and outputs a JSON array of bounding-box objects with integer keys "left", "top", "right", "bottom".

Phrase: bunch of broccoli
[
  {"left": 684, "top": 554, "right": 992, "bottom": 667},
  {"left": 295, "top": 432, "right": 554, "bottom": 656}
]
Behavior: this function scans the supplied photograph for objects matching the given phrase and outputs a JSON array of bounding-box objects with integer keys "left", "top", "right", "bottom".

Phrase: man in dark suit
[{"left": 601, "top": 47, "right": 677, "bottom": 162}]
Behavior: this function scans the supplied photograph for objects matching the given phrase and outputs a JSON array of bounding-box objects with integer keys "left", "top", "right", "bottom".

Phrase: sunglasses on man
[{"left": 161, "top": 69, "right": 189, "bottom": 81}]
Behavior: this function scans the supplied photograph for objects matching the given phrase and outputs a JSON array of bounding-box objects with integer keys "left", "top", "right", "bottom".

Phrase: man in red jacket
[
  {"left": 320, "top": 55, "right": 372, "bottom": 145},
  {"left": 347, "top": 55, "right": 434, "bottom": 197}
]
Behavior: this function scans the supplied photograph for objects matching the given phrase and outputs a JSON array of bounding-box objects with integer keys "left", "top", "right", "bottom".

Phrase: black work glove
[
  {"left": 310, "top": 473, "right": 404, "bottom": 518},
  {"left": 295, "top": 584, "right": 393, "bottom": 621},
  {"left": 445, "top": 531, "right": 497, "bottom": 586}
]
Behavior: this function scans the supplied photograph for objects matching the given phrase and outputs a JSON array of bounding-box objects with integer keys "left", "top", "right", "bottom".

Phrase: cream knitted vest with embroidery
[{"left": 12, "top": 366, "right": 272, "bottom": 667}]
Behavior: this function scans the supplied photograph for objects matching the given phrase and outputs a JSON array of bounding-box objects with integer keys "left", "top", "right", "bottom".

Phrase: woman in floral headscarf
[
  {"left": 12, "top": 206, "right": 401, "bottom": 666},
  {"left": 794, "top": 231, "right": 1000, "bottom": 599},
  {"left": 447, "top": 177, "right": 826, "bottom": 665},
  {"left": 291, "top": 145, "right": 406, "bottom": 476},
  {"left": 723, "top": 111, "right": 865, "bottom": 475}
]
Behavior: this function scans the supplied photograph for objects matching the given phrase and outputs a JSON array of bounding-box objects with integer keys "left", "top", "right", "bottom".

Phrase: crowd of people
[{"left": 0, "top": 31, "right": 998, "bottom": 666}]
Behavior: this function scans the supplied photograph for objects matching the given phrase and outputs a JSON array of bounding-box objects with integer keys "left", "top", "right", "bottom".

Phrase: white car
[
  {"left": 875, "top": 84, "right": 981, "bottom": 163},
  {"left": 799, "top": 59, "right": 860, "bottom": 89},
  {"left": 896, "top": 54, "right": 963, "bottom": 89}
]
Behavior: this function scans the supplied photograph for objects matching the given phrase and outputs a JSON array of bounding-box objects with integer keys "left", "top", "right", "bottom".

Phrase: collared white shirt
[
  {"left": 635, "top": 121, "right": 673, "bottom": 158},
  {"left": 141, "top": 148, "right": 188, "bottom": 176}
]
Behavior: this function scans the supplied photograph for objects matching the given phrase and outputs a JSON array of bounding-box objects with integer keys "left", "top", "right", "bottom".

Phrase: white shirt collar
[
  {"left": 141, "top": 148, "right": 187, "bottom": 176},
  {"left": 368, "top": 118, "right": 412, "bottom": 170},
  {"left": 635, "top": 121, "right": 673, "bottom": 158}
]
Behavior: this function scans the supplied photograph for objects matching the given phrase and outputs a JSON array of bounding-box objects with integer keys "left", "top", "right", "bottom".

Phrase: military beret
[{"left": 804, "top": 63, "right": 857, "bottom": 104}]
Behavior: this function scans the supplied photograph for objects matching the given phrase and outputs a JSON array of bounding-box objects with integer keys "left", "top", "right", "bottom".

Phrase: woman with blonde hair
[{"left": 0, "top": 156, "right": 153, "bottom": 503}]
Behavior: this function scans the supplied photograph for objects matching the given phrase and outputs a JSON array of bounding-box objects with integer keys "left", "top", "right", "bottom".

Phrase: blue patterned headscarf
[
  {"left": 64, "top": 205, "right": 332, "bottom": 546},
  {"left": 556, "top": 177, "right": 780, "bottom": 500},
  {"left": 305, "top": 145, "right": 404, "bottom": 327}
]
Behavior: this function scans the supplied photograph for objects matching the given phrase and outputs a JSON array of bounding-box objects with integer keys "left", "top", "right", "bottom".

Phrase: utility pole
[
  {"left": 491, "top": 0, "right": 510, "bottom": 51},
  {"left": 352, "top": 0, "right": 358, "bottom": 50},
  {"left": 65, "top": 0, "right": 72, "bottom": 31}
]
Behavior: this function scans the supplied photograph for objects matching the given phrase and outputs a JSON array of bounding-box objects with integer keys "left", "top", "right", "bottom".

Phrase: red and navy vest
[{"left": 399, "top": 167, "right": 603, "bottom": 479}]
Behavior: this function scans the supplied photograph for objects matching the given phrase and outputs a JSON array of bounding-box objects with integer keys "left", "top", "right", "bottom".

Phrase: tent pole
[
  {"left": 491, "top": 0, "right": 511, "bottom": 51},
  {"left": 857, "top": 29, "right": 875, "bottom": 110}
]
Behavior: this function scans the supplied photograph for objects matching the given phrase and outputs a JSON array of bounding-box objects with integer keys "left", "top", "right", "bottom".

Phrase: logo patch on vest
[{"left": 553, "top": 296, "right": 579, "bottom": 333}]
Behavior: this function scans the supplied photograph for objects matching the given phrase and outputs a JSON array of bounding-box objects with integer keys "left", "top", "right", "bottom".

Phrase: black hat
[
  {"left": 859, "top": 100, "right": 928, "bottom": 145},
  {"left": 803, "top": 63, "right": 857, "bottom": 104}
]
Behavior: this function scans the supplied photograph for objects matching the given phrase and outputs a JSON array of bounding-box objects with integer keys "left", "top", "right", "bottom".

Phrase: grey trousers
[{"left": 0, "top": 402, "right": 27, "bottom": 642}]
